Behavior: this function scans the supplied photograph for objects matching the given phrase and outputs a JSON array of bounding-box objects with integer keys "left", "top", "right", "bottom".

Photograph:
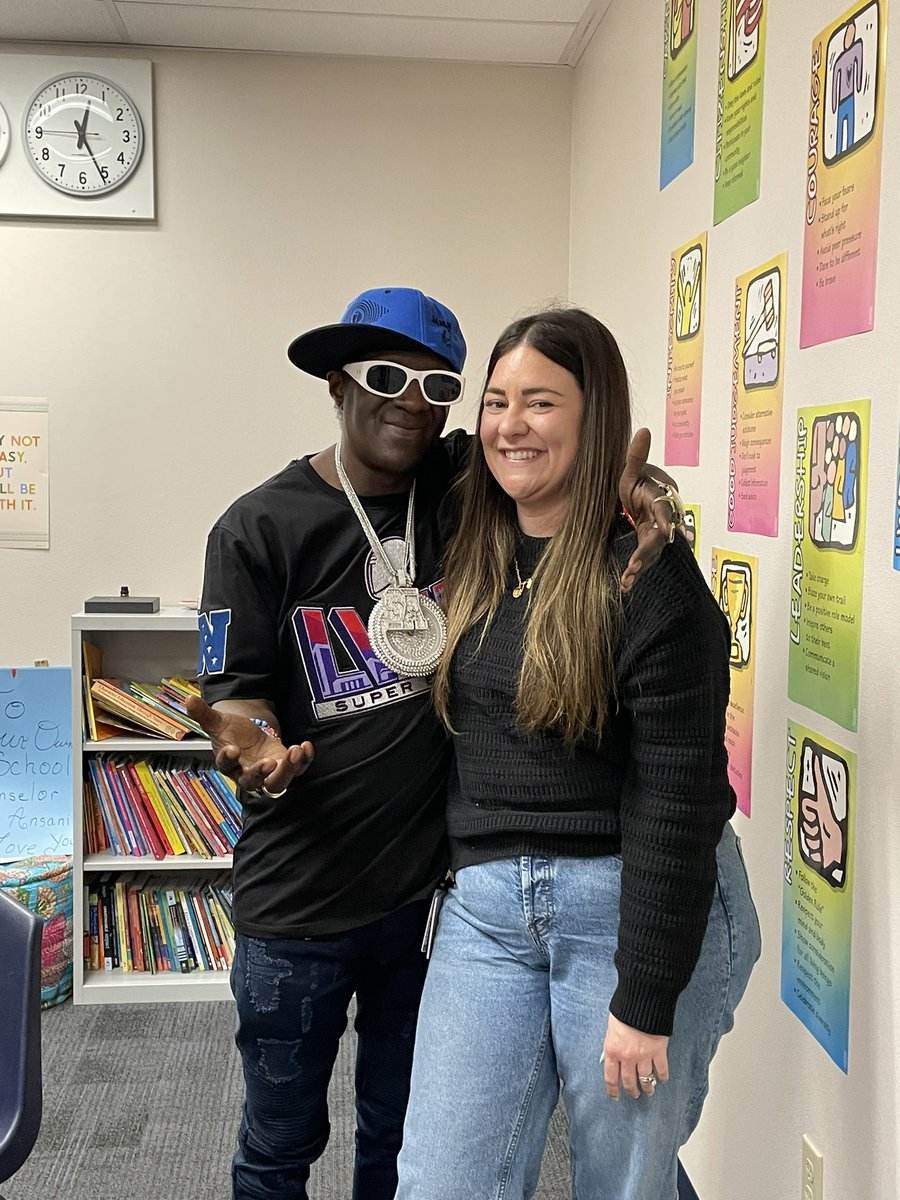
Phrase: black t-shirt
[{"left": 198, "top": 430, "right": 470, "bottom": 937}]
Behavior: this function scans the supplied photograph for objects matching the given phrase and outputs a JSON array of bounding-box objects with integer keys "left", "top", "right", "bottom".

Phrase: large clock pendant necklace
[{"left": 334, "top": 436, "right": 447, "bottom": 677}]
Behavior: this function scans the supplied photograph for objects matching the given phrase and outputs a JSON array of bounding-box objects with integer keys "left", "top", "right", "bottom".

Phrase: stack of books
[
  {"left": 84, "top": 756, "right": 241, "bottom": 859},
  {"left": 85, "top": 873, "right": 234, "bottom": 974},
  {"left": 82, "top": 640, "right": 206, "bottom": 741}
]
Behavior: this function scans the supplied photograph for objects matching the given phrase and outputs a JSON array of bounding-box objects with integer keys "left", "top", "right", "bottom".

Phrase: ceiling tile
[
  {"left": 0, "top": 0, "right": 124, "bottom": 42},
  {"left": 116, "top": 4, "right": 577, "bottom": 64}
]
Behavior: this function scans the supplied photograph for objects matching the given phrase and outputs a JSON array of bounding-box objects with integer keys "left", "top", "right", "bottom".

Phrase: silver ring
[
  {"left": 261, "top": 785, "right": 287, "bottom": 799},
  {"left": 638, "top": 1072, "right": 658, "bottom": 1086}
]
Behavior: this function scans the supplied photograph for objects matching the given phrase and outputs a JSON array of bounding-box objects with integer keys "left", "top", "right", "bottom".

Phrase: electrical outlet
[{"left": 802, "top": 1135, "right": 824, "bottom": 1200}]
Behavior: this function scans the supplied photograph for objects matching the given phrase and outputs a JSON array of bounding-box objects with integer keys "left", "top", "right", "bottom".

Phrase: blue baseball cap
[{"left": 287, "top": 287, "right": 467, "bottom": 378}]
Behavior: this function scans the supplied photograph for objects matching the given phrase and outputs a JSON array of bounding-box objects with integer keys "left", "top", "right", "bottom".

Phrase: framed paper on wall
[{"left": 0, "top": 53, "right": 154, "bottom": 220}]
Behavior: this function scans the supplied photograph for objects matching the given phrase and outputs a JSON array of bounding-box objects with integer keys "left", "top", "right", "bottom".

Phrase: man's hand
[
  {"left": 603, "top": 1012, "right": 670, "bottom": 1100},
  {"left": 618, "top": 427, "right": 688, "bottom": 592},
  {"left": 186, "top": 696, "right": 314, "bottom": 796}
]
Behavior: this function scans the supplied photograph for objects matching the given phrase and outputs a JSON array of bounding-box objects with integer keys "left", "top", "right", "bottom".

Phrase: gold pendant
[{"left": 512, "top": 577, "right": 533, "bottom": 599}]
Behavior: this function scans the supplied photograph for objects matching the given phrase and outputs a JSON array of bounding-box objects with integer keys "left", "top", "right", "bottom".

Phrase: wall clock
[
  {"left": 0, "top": 53, "right": 154, "bottom": 220},
  {"left": 22, "top": 72, "right": 144, "bottom": 196},
  {"left": 0, "top": 101, "right": 10, "bottom": 168}
]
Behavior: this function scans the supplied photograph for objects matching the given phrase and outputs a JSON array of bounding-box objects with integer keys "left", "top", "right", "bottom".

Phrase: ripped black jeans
[{"left": 230, "top": 899, "right": 430, "bottom": 1200}]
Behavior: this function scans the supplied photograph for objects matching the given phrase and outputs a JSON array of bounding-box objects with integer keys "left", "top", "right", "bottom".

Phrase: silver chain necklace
[{"left": 333, "top": 434, "right": 447, "bottom": 677}]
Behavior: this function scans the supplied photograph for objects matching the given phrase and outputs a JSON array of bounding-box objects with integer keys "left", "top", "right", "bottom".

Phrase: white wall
[
  {"left": 0, "top": 43, "right": 571, "bottom": 664},
  {"left": 570, "top": 3, "right": 898, "bottom": 1198}
]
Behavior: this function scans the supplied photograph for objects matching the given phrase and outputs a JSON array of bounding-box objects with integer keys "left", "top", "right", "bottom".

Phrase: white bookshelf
[{"left": 71, "top": 607, "right": 232, "bottom": 1004}]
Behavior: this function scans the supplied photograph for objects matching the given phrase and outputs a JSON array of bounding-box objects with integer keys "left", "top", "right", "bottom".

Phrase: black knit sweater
[{"left": 446, "top": 519, "right": 735, "bottom": 1036}]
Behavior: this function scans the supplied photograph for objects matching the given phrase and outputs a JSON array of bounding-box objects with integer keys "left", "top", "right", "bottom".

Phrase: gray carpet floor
[{"left": 2, "top": 1000, "right": 570, "bottom": 1200}]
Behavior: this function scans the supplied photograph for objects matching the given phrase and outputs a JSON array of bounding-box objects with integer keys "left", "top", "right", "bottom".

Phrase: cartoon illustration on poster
[
  {"left": 683, "top": 502, "right": 701, "bottom": 560},
  {"left": 800, "top": 1, "right": 888, "bottom": 346},
  {"left": 787, "top": 400, "right": 868, "bottom": 731},
  {"left": 781, "top": 720, "right": 855, "bottom": 1071},
  {"left": 661, "top": 0, "right": 699, "bottom": 188},
  {"left": 666, "top": 233, "right": 707, "bottom": 466},
  {"left": 712, "top": 549, "right": 757, "bottom": 815},
  {"left": 714, "top": 0, "right": 767, "bottom": 224},
  {"left": 729, "top": 254, "right": 787, "bottom": 535}
]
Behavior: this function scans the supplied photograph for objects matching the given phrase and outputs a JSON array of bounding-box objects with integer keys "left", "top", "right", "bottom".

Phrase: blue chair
[{"left": 0, "top": 889, "right": 43, "bottom": 1193}]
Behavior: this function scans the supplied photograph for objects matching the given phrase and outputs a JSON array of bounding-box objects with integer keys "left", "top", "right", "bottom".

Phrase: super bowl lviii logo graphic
[
  {"left": 798, "top": 737, "right": 849, "bottom": 889},
  {"left": 718, "top": 559, "right": 753, "bottom": 669},
  {"left": 808, "top": 411, "right": 861, "bottom": 550}
]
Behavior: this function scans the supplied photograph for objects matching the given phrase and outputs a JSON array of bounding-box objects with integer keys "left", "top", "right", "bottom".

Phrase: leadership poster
[{"left": 787, "top": 401, "right": 868, "bottom": 731}]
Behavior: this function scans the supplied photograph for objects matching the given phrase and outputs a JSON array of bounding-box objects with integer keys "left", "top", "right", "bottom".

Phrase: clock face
[
  {"left": 0, "top": 101, "right": 10, "bottom": 168},
  {"left": 22, "top": 73, "right": 143, "bottom": 196}
]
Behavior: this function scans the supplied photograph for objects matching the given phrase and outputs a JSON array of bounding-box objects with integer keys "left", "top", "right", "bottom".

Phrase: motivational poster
[
  {"left": 800, "top": 0, "right": 888, "bottom": 347},
  {"left": 787, "top": 400, "right": 868, "bottom": 731},
  {"left": 781, "top": 720, "right": 855, "bottom": 1071},
  {"left": 0, "top": 398, "right": 49, "bottom": 550},
  {"left": 0, "top": 667, "right": 72, "bottom": 862},
  {"left": 728, "top": 254, "right": 787, "bottom": 535},
  {"left": 666, "top": 232, "right": 707, "bottom": 466},
  {"left": 714, "top": 0, "right": 767, "bottom": 224},
  {"left": 661, "top": 0, "right": 699, "bottom": 188},
  {"left": 712, "top": 548, "right": 757, "bottom": 816}
]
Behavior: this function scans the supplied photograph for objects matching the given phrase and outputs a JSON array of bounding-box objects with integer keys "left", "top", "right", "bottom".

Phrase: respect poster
[
  {"left": 800, "top": 0, "right": 888, "bottom": 347},
  {"left": 714, "top": 0, "right": 767, "bottom": 224},
  {"left": 781, "top": 720, "right": 855, "bottom": 1072},
  {"left": 712, "top": 548, "right": 757, "bottom": 816},
  {"left": 666, "top": 232, "right": 707, "bottom": 466},
  {"left": 661, "top": 0, "right": 699, "bottom": 188},
  {"left": 787, "top": 400, "right": 868, "bottom": 731},
  {"left": 0, "top": 398, "right": 49, "bottom": 550},
  {"left": 728, "top": 254, "right": 787, "bottom": 535}
]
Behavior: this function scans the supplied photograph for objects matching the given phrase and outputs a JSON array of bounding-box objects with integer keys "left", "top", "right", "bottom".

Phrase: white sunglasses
[{"left": 343, "top": 360, "right": 465, "bottom": 406}]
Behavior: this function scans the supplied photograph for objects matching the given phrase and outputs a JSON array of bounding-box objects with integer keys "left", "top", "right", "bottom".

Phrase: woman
[{"left": 395, "top": 308, "right": 760, "bottom": 1199}]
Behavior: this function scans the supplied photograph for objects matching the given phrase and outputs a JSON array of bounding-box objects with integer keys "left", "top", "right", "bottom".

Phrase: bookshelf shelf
[
  {"left": 72, "top": 609, "right": 234, "bottom": 1005},
  {"left": 81, "top": 969, "right": 231, "bottom": 1004}
]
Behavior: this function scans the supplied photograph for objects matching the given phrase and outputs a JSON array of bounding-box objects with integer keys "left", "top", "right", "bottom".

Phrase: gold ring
[{"left": 261, "top": 785, "right": 288, "bottom": 799}]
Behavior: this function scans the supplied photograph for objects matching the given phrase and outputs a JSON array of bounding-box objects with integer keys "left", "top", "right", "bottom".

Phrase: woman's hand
[
  {"left": 186, "top": 696, "right": 314, "bottom": 797},
  {"left": 603, "top": 1012, "right": 670, "bottom": 1100},
  {"left": 618, "top": 428, "right": 688, "bottom": 592}
]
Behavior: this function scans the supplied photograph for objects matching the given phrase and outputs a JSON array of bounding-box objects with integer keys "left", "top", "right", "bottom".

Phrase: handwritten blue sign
[{"left": 0, "top": 667, "right": 72, "bottom": 861}]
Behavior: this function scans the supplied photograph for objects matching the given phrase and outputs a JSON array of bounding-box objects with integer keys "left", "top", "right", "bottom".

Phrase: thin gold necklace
[{"left": 512, "top": 558, "right": 533, "bottom": 598}]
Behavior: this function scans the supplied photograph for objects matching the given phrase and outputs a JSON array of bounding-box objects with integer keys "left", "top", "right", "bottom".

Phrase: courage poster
[
  {"left": 787, "top": 400, "right": 868, "bottom": 731},
  {"left": 781, "top": 720, "right": 856, "bottom": 1072},
  {"left": 800, "top": 0, "right": 888, "bottom": 347}
]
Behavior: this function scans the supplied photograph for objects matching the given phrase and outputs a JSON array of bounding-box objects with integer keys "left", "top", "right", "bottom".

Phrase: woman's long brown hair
[{"left": 432, "top": 308, "right": 632, "bottom": 745}]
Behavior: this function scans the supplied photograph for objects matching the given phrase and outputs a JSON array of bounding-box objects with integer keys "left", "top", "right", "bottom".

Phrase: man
[{"left": 187, "top": 287, "right": 679, "bottom": 1200}]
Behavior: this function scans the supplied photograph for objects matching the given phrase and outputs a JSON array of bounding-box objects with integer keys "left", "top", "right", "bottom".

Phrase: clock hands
[
  {"left": 79, "top": 132, "right": 107, "bottom": 182},
  {"left": 74, "top": 102, "right": 91, "bottom": 150}
]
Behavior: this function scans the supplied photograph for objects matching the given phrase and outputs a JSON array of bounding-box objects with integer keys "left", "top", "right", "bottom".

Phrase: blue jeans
[
  {"left": 838, "top": 93, "right": 855, "bottom": 154},
  {"left": 231, "top": 899, "right": 430, "bottom": 1200},
  {"left": 396, "top": 825, "right": 760, "bottom": 1200}
]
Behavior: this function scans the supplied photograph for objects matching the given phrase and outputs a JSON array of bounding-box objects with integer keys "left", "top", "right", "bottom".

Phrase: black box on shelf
[{"left": 84, "top": 595, "right": 160, "bottom": 614}]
